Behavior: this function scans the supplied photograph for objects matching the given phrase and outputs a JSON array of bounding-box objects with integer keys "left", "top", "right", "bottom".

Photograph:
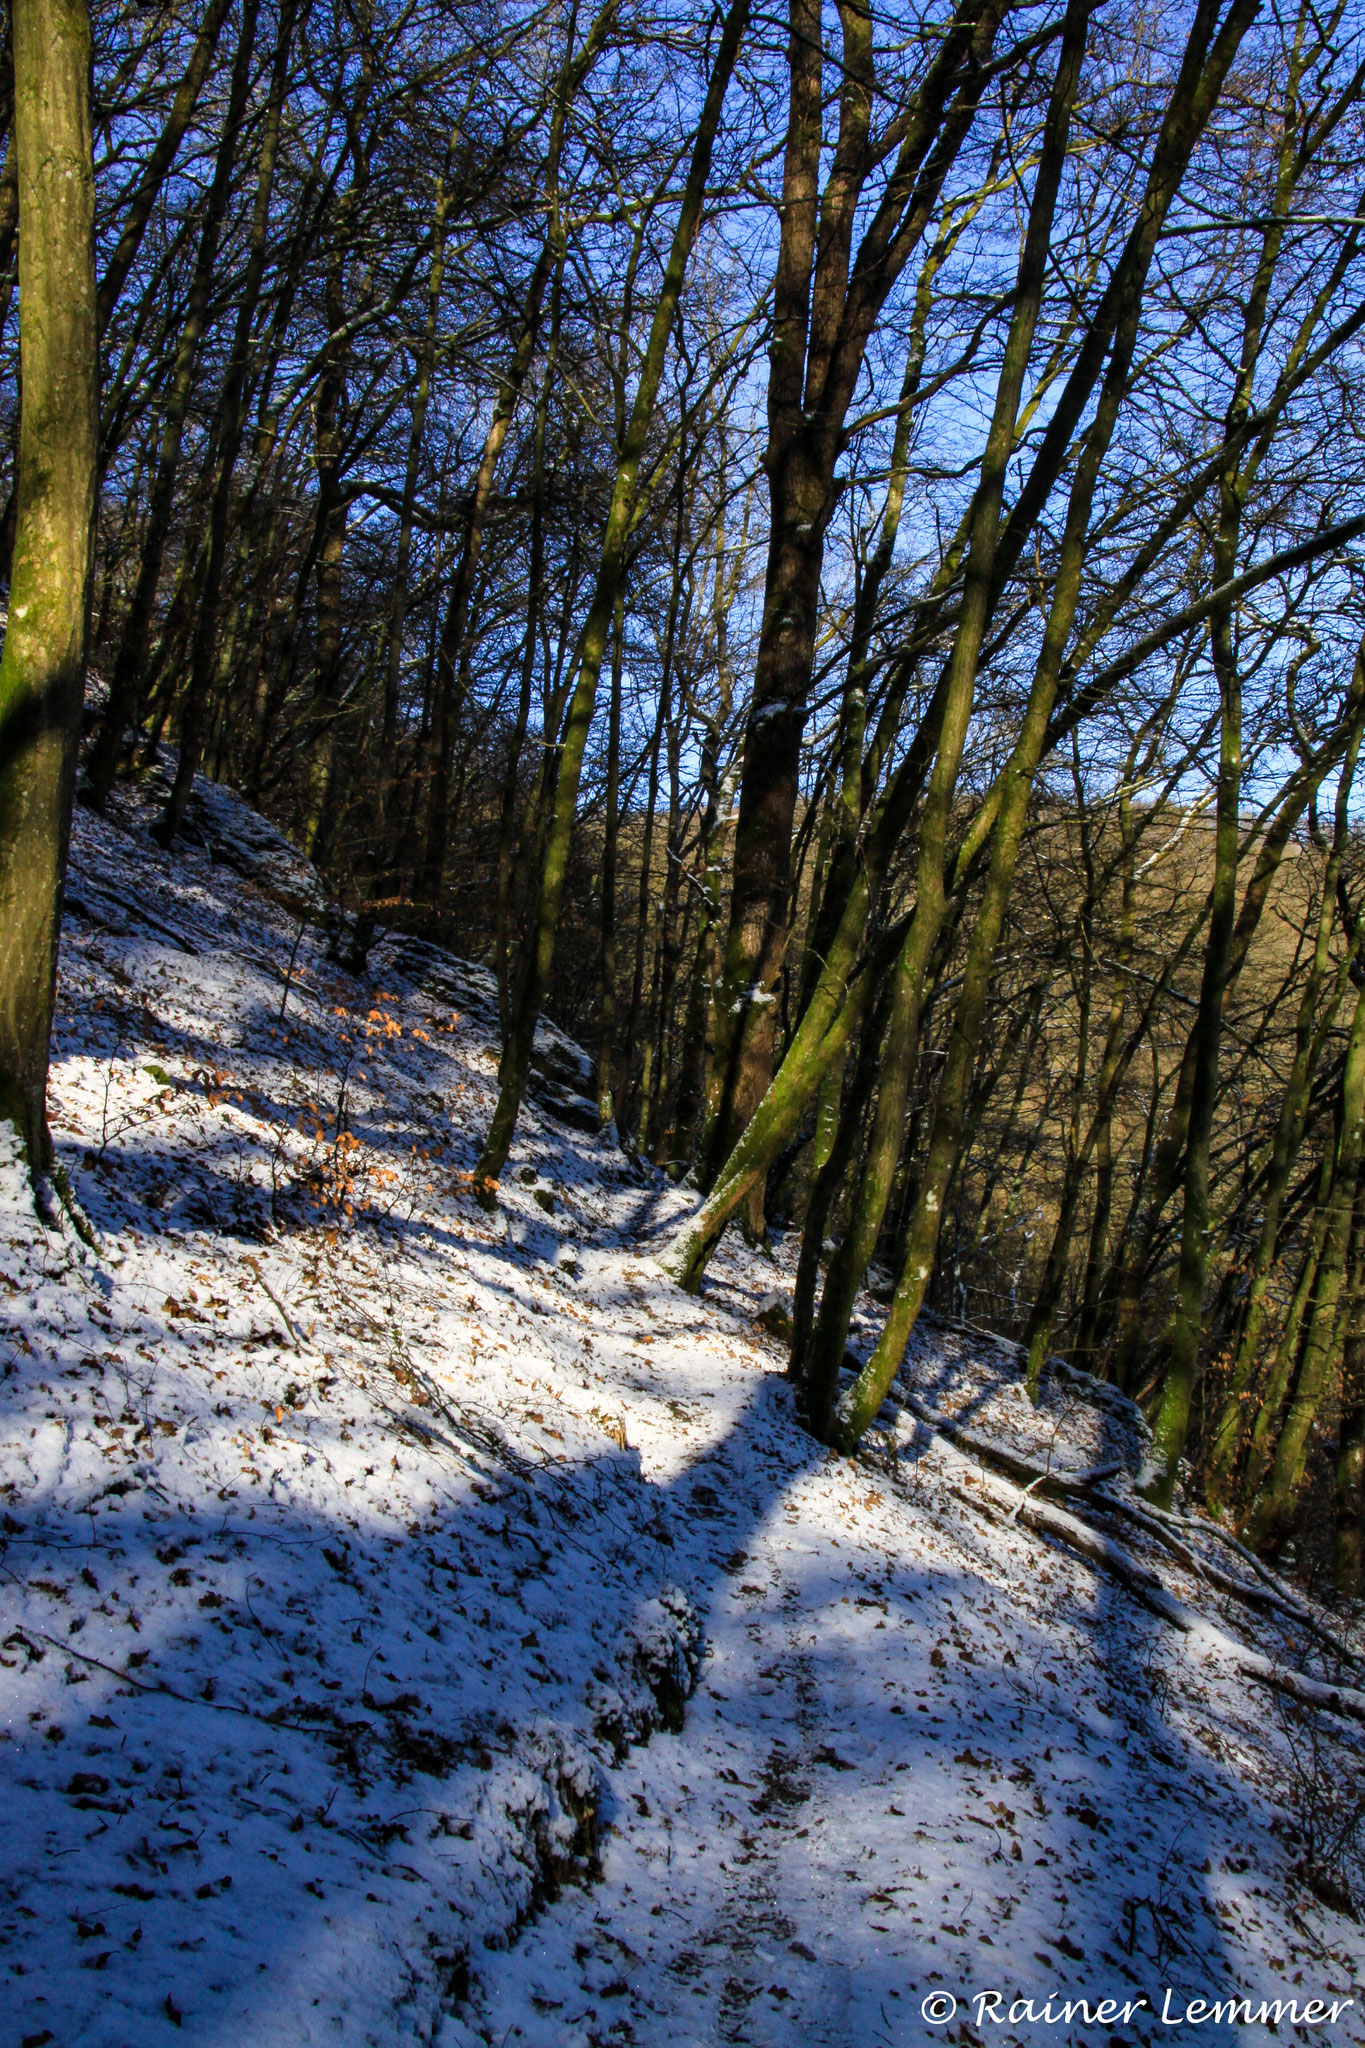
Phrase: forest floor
[{"left": 3, "top": 775, "right": 1365, "bottom": 2048}]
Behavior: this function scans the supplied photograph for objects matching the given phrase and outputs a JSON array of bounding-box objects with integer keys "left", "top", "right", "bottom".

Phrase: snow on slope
[{"left": 2, "top": 780, "right": 1363, "bottom": 2048}]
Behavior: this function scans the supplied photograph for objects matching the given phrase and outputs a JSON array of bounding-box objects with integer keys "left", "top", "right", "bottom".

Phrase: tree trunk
[
  {"left": 380, "top": 136, "right": 454, "bottom": 800},
  {"left": 296, "top": 248, "right": 357, "bottom": 859},
  {"left": 1207, "top": 649, "right": 1365, "bottom": 1502},
  {"left": 595, "top": 593, "right": 624, "bottom": 1124},
  {"left": 1239, "top": 1154, "right": 1335, "bottom": 1511},
  {"left": 494, "top": 344, "right": 556, "bottom": 1033},
  {"left": 665, "top": 0, "right": 1259, "bottom": 1301},
  {"left": 833, "top": 0, "right": 1256, "bottom": 1449},
  {"left": 174, "top": 0, "right": 299, "bottom": 809},
  {"left": 421, "top": 2, "right": 616, "bottom": 906},
  {"left": 0, "top": 17, "right": 18, "bottom": 339},
  {"left": 791, "top": 995, "right": 885, "bottom": 1400},
  {"left": 617, "top": 584, "right": 670, "bottom": 1136},
  {"left": 0, "top": 0, "right": 96, "bottom": 1198},
  {"left": 293, "top": 7, "right": 377, "bottom": 859},
  {"left": 1142, "top": 647, "right": 1240, "bottom": 1501},
  {"left": 1025, "top": 736, "right": 1146, "bottom": 1379},
  {"left": 1109, "top": 735, "right": 1350, "bottom": 1388},
  {"left": 644, "top": 712, "right": 683, "bottom": 1161},
  {"left": 1146, "top": 76, "right": 1311, "bottom": 1502}
]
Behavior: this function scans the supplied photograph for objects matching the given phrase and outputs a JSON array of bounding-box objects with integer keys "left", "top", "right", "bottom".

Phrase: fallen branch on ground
[
  {"left": 1238, "top": 1656, "right": 1365, "bottom": 1731},
  {"left": 1087, "top": 1487, "right": 1365, "bottom": 1675},
  {"left": 1151, "top": 1505, "right": 1365, "bottom": 1672},
  {"left": 1012, "top": 1491, "right": 1191, "bottom": 1630},
  {"left": 927, "top": 1428, "right": 1189, "bottom": 1629},
  {"left": 903, "top": 1389, "right": 1365, "bottom": 1665}
]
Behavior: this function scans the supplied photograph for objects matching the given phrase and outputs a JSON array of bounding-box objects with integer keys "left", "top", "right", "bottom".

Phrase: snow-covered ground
[{"left": 3, "top": 778, "right": 1365, "bottom": 2047}]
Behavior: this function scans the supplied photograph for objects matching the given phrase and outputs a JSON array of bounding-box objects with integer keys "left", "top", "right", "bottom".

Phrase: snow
[{"left": 2, "top": 778, "right": 1364, "bottom": 2046}]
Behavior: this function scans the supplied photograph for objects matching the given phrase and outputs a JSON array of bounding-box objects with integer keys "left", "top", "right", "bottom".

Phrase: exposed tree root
[{"left": 34, "top": 1160, "right": 111, "bottom": 1259}]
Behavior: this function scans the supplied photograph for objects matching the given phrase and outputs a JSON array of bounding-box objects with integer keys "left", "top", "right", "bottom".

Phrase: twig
[
  {"left": 241, "top": 1255, "right": 306, "bottom": 1353},
  {"left": 1008, "top": 1473, "right": 1048, "bottom": 1524},
  {"left": 278, "top": 915, "right": 311, "bottom": 1022},
  {"left": 6, "top": 1623, "right": 325, "bottom": 1734}
]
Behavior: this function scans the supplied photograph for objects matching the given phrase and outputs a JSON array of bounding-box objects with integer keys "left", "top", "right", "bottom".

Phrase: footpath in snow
[{"left": 2, "top": 772, "right": 1364, "bottom": 2048}]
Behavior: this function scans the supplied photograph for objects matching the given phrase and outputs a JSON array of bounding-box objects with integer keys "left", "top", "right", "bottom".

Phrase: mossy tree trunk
[
  {"left": 663, "top": 0, "right": 1261, "bottom": 1305},
  {"left": 1239, "top": 1147, "right": 1335, "bottom": 1509},
  {"left": 1024, "top": 714, "right": 1154, "bottom": 1381},
  {"left": 1141, "top": 642, "right": 1241, "bottom": 1503},
  {"left": 494, "top": 320, "right": 560, "bottom": 1033},
  {"left": 1109, "top": 730, "right": 1351, "bottom": 1388},
  {"left": 790, "top": 986, "right": 886, "bottom": 1410},
  {"left": 673, "top": 471, "right": 744, "bottom": 1153},
  {"left": 706, "top": 0, "right": 1006, "bottom": 1199},
  {"left": 596, "top": 593, "right": 624, "bottom": 1125},
  {"left": 0, "top": 0, "right": 96, "bottom": 1195}
]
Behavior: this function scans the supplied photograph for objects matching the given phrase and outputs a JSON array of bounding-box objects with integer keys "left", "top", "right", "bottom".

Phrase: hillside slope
[{"left": 2, "top": 779, "right": 1363, "bottom": 2048}]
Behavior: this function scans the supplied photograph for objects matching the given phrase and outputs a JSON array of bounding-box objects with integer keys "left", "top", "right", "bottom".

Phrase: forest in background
[{"left": 6, "top": 0, "right": 1365, "bottom": 1585}]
